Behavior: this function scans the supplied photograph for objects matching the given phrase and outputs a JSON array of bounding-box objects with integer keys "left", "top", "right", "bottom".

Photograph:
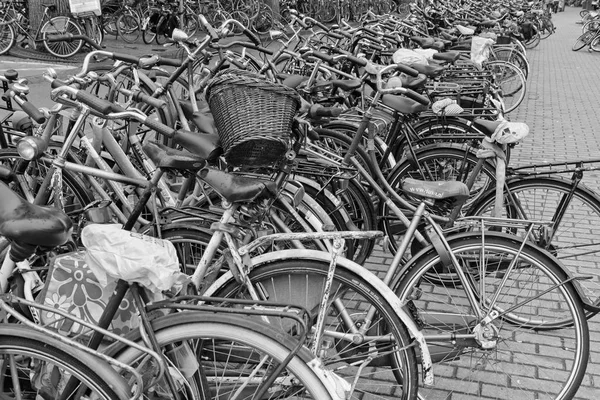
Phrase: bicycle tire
[
  {"left": 0, "top": 149, "right": 93, "bottom": 225},
  {"left": 484, "top": 60, "right": 527, "bottom": 113},
  {"left": 538, "top": 17, "right": 555, "bottom": 39},
  {"left": 112, "top": 313, "right": 336, "bottom": 399},
  {"left": 180, "top": 13, "right": 199, "bottom": 37},
  {"left": 469, "top": 176, "right": 600, "bottom": 315},
  {"left": 83, "top": 16, "right": 103, "bottom": 47},
  {"left": 302, "top": 181, "right": 376, "bottom": 265},
  {"left": 582, "top": 19, "right": 600, "bottom": 32},
  {"left": 207, "top": 257, "right": 419, "bottom": 400},
  {"left": 590, "top": 32, "right": 600, "bottom": 51},
  {"left": 141, "top": 14, "right": 157, "bottom": 44},
  {"left": 251, "top": 3, "right": 274, "bottom": 35},
  {"left": 572, "top": 30, "right": 595, "bottom": 51},
  {"left": 42, "top": 17, "right": 83, "bottom": 58},
  {"left": 491, "top": 47, "right": 530, "bottom": 78},
  {"left": 0, "top": 325, "right": 129, "bottom": 400},
  {"left": 392, "top": 232, "right": 589, "bottom": 400},
  {"left": 0, "top": 23, "right": 15, "bottom": 56},
  {"left": 154, "top": 16, "right": 168, "bottom": 45},
  {"left": 117, "top": 12, "right": 140, "bottom": 44},
  {"left": 523, "top": 31, "right": 540, "bottom": 49}
]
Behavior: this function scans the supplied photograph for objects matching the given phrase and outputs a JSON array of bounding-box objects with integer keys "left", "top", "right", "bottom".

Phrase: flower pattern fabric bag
[{"left": 37, "top": 250, "right": 141, "bottom": 338}]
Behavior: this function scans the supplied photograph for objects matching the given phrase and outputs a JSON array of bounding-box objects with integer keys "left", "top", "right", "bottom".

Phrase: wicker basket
[{"left": 206, "top": 70, "right": 301, "bottom": 167}]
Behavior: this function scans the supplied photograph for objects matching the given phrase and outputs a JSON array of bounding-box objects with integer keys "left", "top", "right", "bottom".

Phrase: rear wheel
[
  {"left": 393, "top": 233, "right": 589, "bottom": 399},
  {"left": 209, "top": 258, "right": 420, "bottom": 400},
  {"left": 0, "top": 22, "right": 15, "bottom": 55},
  {"left": 572, "top": 30, "right": 595, "bottom": 51},
  {"left": 117, "top": 12, "right": 140, "bottom": 43},
  {"left": 485, "top": 60, "right": 527, "bottom": 113},
  {"left": 42, "top": 17, "right": 83, "bottom": 58},
  {"left": 469, "top": 176, "right": 600, "bottom": 314}
]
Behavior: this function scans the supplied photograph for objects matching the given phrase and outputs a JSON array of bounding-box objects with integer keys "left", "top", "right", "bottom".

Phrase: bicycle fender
[{"left": 204, "top": 248, "right": 435, "bottom": 387}]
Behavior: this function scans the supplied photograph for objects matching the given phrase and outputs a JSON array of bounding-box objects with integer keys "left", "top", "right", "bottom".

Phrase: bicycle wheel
[
  {"left": 485, "top": 60, "right": 527, "bottom": 113},
  {"left": 393, "top": 232, "right": 589, "bottom": 400},
  {"left": 229, "top": 10, "right": 250, "bottom": 35},
  {"left": 572, "top": 30, "right": 595, "bottom": 51},
  {"left": 302, "top": 181, "right": 376, "bottom": 265},
  {"left": 0, "top": 149, "right": 93, "bottom": 225},
  {"left": 523, "top": 31, "right": 540, "bottom": 49},
  {"left": 141, "top": 14, "right": 157, "bottom": 44},
  {"left": 589, "top": 32, "right": 600, "bottom": 51},
  {"left": 539, "top": 17, "right": 555, "bottom": 39},
  {"left": 83, "top": 16, "right": 103, "bottom": 46},
  {"left": 491, "top": 46, "right": 530, "bottom": 78},
  {"left": 0, "top": 325, "right": 129, "bottom": 400},
  {"left": 0, "top": 22, "right": 15, "bottom": 56},
  {"left": 117, "top": 12, "right": 140, "bottom": 43},
  {"left": 469, "top": 176, "right": 600, "bottom": 314},
  {"left": 208, "top": 257, "right": 419, "bottom": 400},
  {"left": 113, "top": 313, "right": 335, "bottom": 399},
  {"left": 180, "top": 13, "right": 199, "bottom": 37},
  {"left": 41, "top": 17, "right": 83, "bottom": 58},
  {"left": 582, "top": 19, "right": 600, "bottom": 32},
  {"left": 251, "top": 3, "right": 274, "bottom": 35}
]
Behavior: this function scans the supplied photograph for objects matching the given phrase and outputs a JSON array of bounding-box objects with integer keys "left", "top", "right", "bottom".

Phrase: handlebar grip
[
  {"left": 360, "top": 26, "right": 380, "bottom": 37},
  {"left": 143, "top": 117, "right": 177, "bottom": 138},
  {"left": 308, "top": 105, "right": 342, "bottom": 118},
  {"left": 112, "top": 52, "right": 141, "bottom": 65},
  {"left": 396, "top": 63, "right": 419, "bottom": 77},
  {"left": 404, "top": 89, "right": 430, "bottom": 106},
  {"left": 310, "top": 50, "right": 335, "bottom": 64},
  {"left": 297, "top": 17, "right": 309, "bottom": 29},
  {"left": 19, "top": 101, "right": 46, "bottom": 124},
  {"left": 50, "top": 79, "right": 80, "bottom": 89},
  {"left": 314, "top": 20, "right": 329, "bottom": 32},
  {"left": 347, "top": 55, "right": 367, "bottom": 67},
  {"left": 132, "top": 91, "right": 167, "bottom": 109},
  {"left": 243, "top": 28, "right": 261, "bottom": 45},
  {"left": 157, "top": 56, "right": 183, "bottom": 67},
  {"left": 327, "top": 31, "right": 344, "bottom": 40},
  {"left": 139, "top": 55, "right": 159, "bottom": 69},
  {"left": 75, "top": 90, "right": 126, "bottom": 114},
  {"left": 256, "top": 45, "right": 274, "bottom": 55}
]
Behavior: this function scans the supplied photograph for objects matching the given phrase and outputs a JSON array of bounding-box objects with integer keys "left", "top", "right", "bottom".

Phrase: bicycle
[
  {"left": 202, "top": 64, "right": 590, "bottom": 399},
  {"left": 0, "top": 176, "right": 340, "bottom": 399},
  {"left": 0, "top": 1, "right": 86, "bottom": 58}
]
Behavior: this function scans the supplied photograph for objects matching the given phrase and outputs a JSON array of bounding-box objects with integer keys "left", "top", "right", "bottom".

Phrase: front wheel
[
  {"left": 0, "top": 326, "right": 129, "bottom": 400},
  {"left": 572, "top": 30, "right": 595, "bottom": 51},
  {"left": 42, "top": 16, "right": 83, "bottom": 58},
  {"left": 208, "top": 257, "right": 419, "bottom": 400},
  {"left": 393, "top": 232, "right": 589, "bottom": 399},
  {"left": 0, "top": 22, "right": 15, "bottom": 56},
  {"left": 117, "top": 12, "right": 140, "bottom": 43},
  {"left": 469, "top": 176, "right": 600, "bottom": 314}
]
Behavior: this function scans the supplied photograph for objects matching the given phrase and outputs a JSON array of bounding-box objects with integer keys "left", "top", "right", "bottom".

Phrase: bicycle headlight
[{"left": 17, "top": 137, "right": 42, "bottom": 160}]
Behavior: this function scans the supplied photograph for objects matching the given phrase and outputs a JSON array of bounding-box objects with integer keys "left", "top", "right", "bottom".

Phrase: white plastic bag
[
  {"left": 490, "top": 120, "right": 530, "bottom": 144},
  {"left": 392, "top": 48, "right": 428, "bottom": 65},
  {"left": 81, "top": 224, "right": 189, "bottom": 293},
  {"left": 470, "top": 36, "right": 495, "bottom": 68}
]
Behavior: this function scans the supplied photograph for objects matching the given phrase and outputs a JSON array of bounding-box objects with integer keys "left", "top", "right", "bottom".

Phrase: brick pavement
[{"left": 362, "top": 7, "right": 600, "bottom": 399}]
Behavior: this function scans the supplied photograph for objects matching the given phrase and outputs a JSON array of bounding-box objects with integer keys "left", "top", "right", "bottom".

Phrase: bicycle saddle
[
  {"left": 472, "top": 118, "right": 503, "bottom": 138},
  {"left": 381, "top": 94, "right": 429, "bottom": 115},
  {"left": 432, "top": 52, "right": 461, "bottom": 64},
  {"left": 143, "top": 141, "right": 206, "bottom": 171},
  {"left": 409, "top": 63, "right": 445, "bottom": 78},
  {"left": 402, "top": 178, "right": 469, "bottom": 202},
  {"left": 276, "top": 73, "right": 309, "bottom": 89},
  {"left": 0, "top": 181, "right": 72, "bottom": 249},
  {"left": 410, "top": 36, "right": 436, "bottom": 49},
  {"left": 199, "top": 167, "right": 278, "bottom": 203},
  {"left": 399, "top": 73, "right": 428, "bottom": 91}
]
